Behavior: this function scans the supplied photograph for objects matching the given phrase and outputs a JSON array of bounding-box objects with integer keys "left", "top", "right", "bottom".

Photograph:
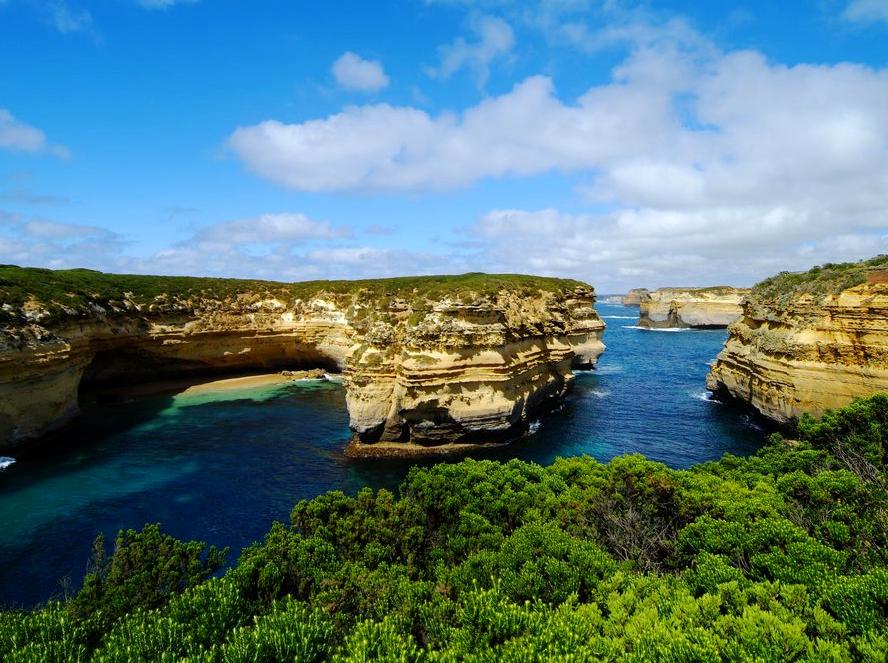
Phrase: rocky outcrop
[
  {"left": 636, "top": 287, "right": 748, "bottom": 329},
  {"left": 0, "top": 268, "right": 605, "bottom": 455},
  {"left": 622, "top": 288, "right": 649, "bottom": 306},
  {"left": 707, "top": 257, "right": 888, "bottom": 422}
]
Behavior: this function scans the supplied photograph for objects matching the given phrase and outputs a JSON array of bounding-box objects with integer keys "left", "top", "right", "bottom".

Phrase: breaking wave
[
  {"left": 0, "top": 457, "right": 15, "bottom": 471},
  {"left": 622, "top": 325, "right": 690, "bottom": 332},
  {"left": 691, "top": 391, "right": 722, "bottom": 404}
]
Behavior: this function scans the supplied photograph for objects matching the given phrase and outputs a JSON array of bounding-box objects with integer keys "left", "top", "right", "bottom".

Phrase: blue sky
[{"left": 1, "top": 0, "right": 887, "bottom": 291}]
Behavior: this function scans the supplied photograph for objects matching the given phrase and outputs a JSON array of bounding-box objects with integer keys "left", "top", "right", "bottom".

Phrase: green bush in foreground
[{"left": 3, "top": 395, "right": 888, "bottom": 661}]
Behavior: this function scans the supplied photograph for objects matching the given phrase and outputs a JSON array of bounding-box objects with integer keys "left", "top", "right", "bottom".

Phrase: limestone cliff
[
  {"left": 622, "top": 288, "right": 649, "bottom": 306},
  {"left": 0, "top": 268, "right": 605, "bottom": 455},
  {"left": 636, "top": 287, "right": 748, "bottom": 329},
  {"left": 707, "top": 256, "right": 888, "bottom": 422}
]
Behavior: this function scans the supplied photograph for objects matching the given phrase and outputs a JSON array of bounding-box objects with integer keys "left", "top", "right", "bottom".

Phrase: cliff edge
[
  {"left": 706, "top": 256, "right": 888, "bottom": 422},
  {"left": 0, "top": 267, "right": 605, "bottom": 455},
  {"left": 636, "top": 287, "right": 748, "bottom": 329}
]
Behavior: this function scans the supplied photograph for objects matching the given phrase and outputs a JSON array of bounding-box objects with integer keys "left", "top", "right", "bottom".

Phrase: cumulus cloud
[
  {"left": 472, "top": 207, "right": 888, "bottom": 291},
  {"left": 0, "top": 212, "right": 127, "bottom": 270},
  {"left": 427, "top": 14, "right": 514, "bottom": 86},
  {"left": 226, "top": 18, "right": 888, "bottom": 288},
  {"left": 0, "top": 110, "right": 69, "bottom": 158},
  {"left": 331, "top": 52, "right": 390, "bottom": 92},
  {"left": 843, "top": 0, "right": 888, "bottom": 25},
  {"left": 192, "top": 213, "right": 352, "bottom": 246},
  {"left": 0, "top": 209, "right": 440, "bottom": 281}
]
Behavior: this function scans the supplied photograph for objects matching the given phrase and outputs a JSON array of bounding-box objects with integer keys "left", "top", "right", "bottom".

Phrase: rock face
[
  {"left": 636, "top": 287, "right": 748, "bottom": 329},
  {"left": 707, "top": 257, "right": 888, "bottom": 423},
  {"left": 0, "top": 268, "right": 605, "bottom": 456},
  {"left": 622, "top": 288, "right": 649, "bottom": 306}
]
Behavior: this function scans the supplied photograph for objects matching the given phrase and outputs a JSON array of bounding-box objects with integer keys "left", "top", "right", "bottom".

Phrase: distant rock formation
[
  {"left": 0, "top": 268, "right": 605, "bottom": 456},
  {"left": 622, "top": 288, "right": 649, "bottom": 306},
  {"left": 636, "top": 287, "right": 748, "bottom": 329},
  {"left": 707, "top": 256, "right": 888, "bottom": 422}
]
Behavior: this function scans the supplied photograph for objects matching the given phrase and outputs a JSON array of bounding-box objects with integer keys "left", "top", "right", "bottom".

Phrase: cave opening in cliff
[{"left": 76, "top": 346, "right": 343, "bottom": 406}]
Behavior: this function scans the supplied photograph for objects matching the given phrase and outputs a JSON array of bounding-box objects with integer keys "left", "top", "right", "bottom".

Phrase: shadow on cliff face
[{"left": 12, "top": 348, "right": 343, "bottom": 462}]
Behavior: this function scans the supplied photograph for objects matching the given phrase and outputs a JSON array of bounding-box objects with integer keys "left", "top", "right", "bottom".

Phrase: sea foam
[
  {"left": 0, "top": 457, "right": 15, "bottom": 471},
  {"left": 691, "top": 391, "right": 722, "bottom": 404},
  {"left": 622, "top": 325, "right": 690, "bottom": 332}
]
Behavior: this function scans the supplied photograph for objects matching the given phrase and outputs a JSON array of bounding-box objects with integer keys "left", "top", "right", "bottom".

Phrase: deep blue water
[{"left": 0, "top": 302, "right": 767, "bottom": 607}]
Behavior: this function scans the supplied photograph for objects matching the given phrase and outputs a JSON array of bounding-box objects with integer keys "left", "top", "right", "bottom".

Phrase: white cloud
[
  {"left": 427, "top": 14, "right": 514, "bottom": 86},
  {"left": 226, "top": 17, "right": 888, "bottom": 288},
  {"left": 843, "top": 0, "right": 888, "bottom": 25},
  {"left": 193, "top": 213, "right": 351, "bottom": 246},
  {"left": 0, "top": 212, "right": 126, "bottom": 270},
  {"left": 0, "top": 210, "right": 422, "bottom": 281},
  {"left": 47, "top": 1, "right": 93, "bottom": 34},
  {"left": 138, "top": 0, "right": 199, "bottom": 8},
  {"left": 0, "top": 110, "right": 70, "bottom": 158},
  {"left": 331, "top": 52, "right": 390, "bottom": 92}
]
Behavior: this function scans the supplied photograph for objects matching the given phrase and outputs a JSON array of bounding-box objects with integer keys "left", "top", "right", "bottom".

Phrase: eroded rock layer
[
  {"left": 707, "top": 257, "right": 888, "bottom": 422},
  {"left": 636, "top": 287, "right": 748, "bottom": 329},
  {"left": 622, "top": 288, "right": 649, "bottom": 306},
  {"left": 0, "top": 268, "right": 605, "bottom": 455}
]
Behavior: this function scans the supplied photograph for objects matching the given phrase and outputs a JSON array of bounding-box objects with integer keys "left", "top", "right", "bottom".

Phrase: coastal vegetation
[
  {"left": 2, "top": 394, "right": 887, "bottom": 661},
  {"left": 753, "top": 255, "right": 888, "bottom": 304},
  {"left": 0, "top": 265, "right": 588, "bottom": 328}
]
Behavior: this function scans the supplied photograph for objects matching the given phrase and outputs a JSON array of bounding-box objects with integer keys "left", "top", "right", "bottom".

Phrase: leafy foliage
[
  {"left": 752, "top": 254, "right": 888, "bottom": 303},
  {"left": 3, "top": 395, "right": 888, "bottom": 661}
]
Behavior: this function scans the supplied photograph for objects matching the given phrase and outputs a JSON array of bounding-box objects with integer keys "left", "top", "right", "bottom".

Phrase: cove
[{"left": 0, "top": 302, "right": 767, "bottom": 607}]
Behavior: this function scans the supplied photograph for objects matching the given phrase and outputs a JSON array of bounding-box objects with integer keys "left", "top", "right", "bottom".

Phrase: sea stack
[
  {"left": 0, "top": 268, "right": 605, "bottom": 456},
  {"left": 707, "top": 256, "right": 888, "bottom": 422},
  {"left": 636, "top": 287, "right": 748, "bottom": 329},
  {"left": 622, "top": 288, "right": 649, "bottom": 306}
]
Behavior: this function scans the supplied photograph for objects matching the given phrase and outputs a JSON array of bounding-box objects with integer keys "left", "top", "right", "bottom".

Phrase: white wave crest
[
  {"left": 0, "top": 457, "right": 15, "bottom": 471},
  {"left": 691, "top": 391, "right": 722, "bottom": 404},
  {"left": 622, "top": 325, "right": 689, "bottom": 332},
  {"left": 527, "top": 419, "right": 542, "bottom": 435},
  {"left": 589, "top": 388, "right": 610, "bottom": 398}
]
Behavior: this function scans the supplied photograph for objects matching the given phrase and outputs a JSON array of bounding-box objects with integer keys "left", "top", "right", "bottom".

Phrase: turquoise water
[{"left": 0, "top": 303, "right": 767, "bottom": 607}]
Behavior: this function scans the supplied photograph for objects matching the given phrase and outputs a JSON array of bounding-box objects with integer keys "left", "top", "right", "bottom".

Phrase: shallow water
[{"left": 0, "top": 302, "right": 766, "bottom": 607}]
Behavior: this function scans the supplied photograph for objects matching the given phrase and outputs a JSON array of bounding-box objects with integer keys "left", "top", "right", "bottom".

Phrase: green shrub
[{"left": 3, "top": 395, "right": 888, "bottom": 661}]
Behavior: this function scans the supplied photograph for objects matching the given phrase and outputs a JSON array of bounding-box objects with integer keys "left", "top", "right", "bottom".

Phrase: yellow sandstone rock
[
  {"left": 636, "top": 287, "right": 748, "bottom": 329},
  {"left": 0, "top": 270, "right": 605, "bottom": 456},
  {"left": 707, "top": 257, "right": 888, "bottom": 422}
]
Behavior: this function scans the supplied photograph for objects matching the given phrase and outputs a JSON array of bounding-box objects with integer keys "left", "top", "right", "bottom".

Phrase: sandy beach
[{"left": 88, "top": 372, "right": 312, "bottom": 402}]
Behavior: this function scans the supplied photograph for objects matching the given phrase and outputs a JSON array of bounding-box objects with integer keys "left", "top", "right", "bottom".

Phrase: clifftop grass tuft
[
  {"left": 752, "top": 254, "right": 888, "bottom": 304},
  {"left": 0, "top": 265, "right": 590, "bottom": 327}
]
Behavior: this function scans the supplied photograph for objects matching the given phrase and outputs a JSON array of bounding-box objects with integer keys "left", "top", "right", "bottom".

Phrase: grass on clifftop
[
  {"left": 0, "top": 265, "right": 590, "bottom": 327},
  {"left": 753, "top": 254, "right": 888, "bottom": 303}
]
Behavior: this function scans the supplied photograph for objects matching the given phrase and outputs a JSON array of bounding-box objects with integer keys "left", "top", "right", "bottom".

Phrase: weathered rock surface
[
  {"left": 0, "top": 268, "right": 605, "bottom": 455},
  {"left": 707, "top": 257, "right": 888, "bottom": 422},
  {"left": 636, "top": 287, "right": 748, "bottom": 329},
  {"left": 622, "top": 288, "right": 649, "bottom": 306}
]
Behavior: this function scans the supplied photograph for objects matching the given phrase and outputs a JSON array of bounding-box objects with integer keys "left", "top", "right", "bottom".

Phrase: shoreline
[{"left": 87, "top": 370, "right": 335, "bottom": 402}]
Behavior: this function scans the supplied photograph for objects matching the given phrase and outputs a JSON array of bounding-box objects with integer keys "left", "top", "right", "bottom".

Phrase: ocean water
[{"left": 0, "top": 302, "right": 767, "bottom": 607}]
